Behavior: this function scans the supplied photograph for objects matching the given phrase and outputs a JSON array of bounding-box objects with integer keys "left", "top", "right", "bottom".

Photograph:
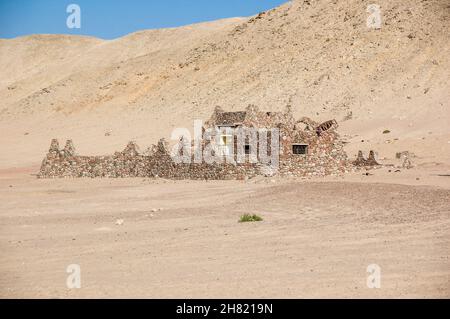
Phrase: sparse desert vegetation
[
  {"left": 239, "top": 214, "right": 263, "bottom": 223},
  {"left": 0, "top": 175, "right": 449, "bottom": 298}
]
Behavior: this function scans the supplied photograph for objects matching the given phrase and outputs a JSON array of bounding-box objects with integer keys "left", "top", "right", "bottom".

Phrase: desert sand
[
  {"left": 0, "top": 167, "right": 449, "bottom": 298},
  {"left": 0, "top": 0, "right": 449, "bottom": 298}
]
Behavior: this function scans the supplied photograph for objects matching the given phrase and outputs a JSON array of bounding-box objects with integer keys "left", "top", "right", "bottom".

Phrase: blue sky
[{"left": 0, "top": 0, "right": 289, "bottom": 39}]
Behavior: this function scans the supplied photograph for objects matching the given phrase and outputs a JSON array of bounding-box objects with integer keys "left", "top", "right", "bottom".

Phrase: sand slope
[{"left": 0, "top": 0, "right": 448, "bottom": 170}]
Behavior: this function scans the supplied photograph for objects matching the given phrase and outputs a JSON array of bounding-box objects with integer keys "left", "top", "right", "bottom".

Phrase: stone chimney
[
  {"left": 367, "top": 150, "right": 380, "bottom": 165},
  {"left": 122, "top": 141, "right": 140, "bottom": 157},
  {"left": 157, "top": 138, "right": 169, "bottom": 154},
  {"left": 48, "top": 139, "right": 60, "bottom": 156},
  {"left": 63, "top": 139, "right": 76, "bottom": 157},
  {"left": 49, "top": 139, "right": 59, "bottom": 151},
  {"left": 213, "top": 105, "right": 224, "bottom": 115}
]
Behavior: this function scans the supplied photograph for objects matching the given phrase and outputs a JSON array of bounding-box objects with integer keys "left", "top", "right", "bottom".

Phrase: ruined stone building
[{"left": 38, "top": 105, "right": 350, "bottom": 179}]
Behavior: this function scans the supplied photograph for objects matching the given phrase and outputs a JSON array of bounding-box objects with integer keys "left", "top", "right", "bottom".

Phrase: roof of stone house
[{"left": 215, "top": 111, "right": 247, "bottom": 126}]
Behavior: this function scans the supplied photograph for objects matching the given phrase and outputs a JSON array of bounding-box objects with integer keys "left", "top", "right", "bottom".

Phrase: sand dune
[{"left": 0, "top": 0, "right": 448, "bottom": 170}]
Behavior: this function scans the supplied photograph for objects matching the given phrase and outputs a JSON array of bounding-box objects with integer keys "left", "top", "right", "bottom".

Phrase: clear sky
[{"left": 0, "top": 0, "right": 289, "bottom": 39}]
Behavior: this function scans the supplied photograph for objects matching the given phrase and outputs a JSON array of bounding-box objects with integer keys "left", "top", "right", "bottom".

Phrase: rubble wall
[
  {"left": 202, "top": 105, "right": 350, "bottom": 178},
  {"left": 38, "top": 108, "right": 351, "bottom": 179},
  {"left": 277, "top": 128, "right": 349, "bottom": 177},
  {"left": 38, "top": 132, "right": 349, "bottom": 179},
  {"left": 38, "top": 139, "right": 260, "bottom": 179}
]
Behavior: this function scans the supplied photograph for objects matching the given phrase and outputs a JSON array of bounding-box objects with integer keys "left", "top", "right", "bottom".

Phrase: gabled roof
[{"left": 215, "top": 111, "right": 247, "bottom": 126}]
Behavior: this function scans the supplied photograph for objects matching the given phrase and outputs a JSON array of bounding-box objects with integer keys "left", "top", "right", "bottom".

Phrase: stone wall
[
  {"left": 203, "top": 104, "right": 350, "bottom": 177},
  {"left": 38, "top": 106, "right": 353, "bottom": 179},
  {"left": 277, "top": 130, "right": 349, "bottom": 177},
  {"left": 353, "top": 150, "right": 380, "bottom": 167},
  {"left": 38, "top": 136, "right": 349, "bottom": 179},
  {"left": 38, "top": 139, "right": 260, "bottom": 180}
]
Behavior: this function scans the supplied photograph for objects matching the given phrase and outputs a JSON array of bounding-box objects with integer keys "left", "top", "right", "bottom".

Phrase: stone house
[
  {"left": 38, "top": 105, "right": 349, "bottom": 179},
  {"left": 201, "top": 104, "right": 349, "bottom": 177}
]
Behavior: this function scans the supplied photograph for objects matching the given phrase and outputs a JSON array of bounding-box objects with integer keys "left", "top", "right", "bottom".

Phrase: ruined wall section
[
  {"left": 39, "top": 140, "right": 148, "bottom": 178},
  {"left": 205, "top": 105, "right": 350, "bottom": 177},
  {"left": 38, "top": 139, "right": 260, "bottom": 180},
  {"left": 278, "top": 129, "right": 349, "bottom": 177},
  {"left": 38, "top": 107, "right": 351, "bottom": 179}
]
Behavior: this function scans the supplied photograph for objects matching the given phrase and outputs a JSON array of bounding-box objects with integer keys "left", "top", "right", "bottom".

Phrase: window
[
  {"left": 244, "top": 145, "right": 251, "bottom": 155},
  {"left": 218, "top": 126, "right": 234, "bottom": 156},
  {"left": 218, "top": 134, "right": 233, "bottom": 156},
  {"left": 220, "top": 134, "right": 232, "bottom": 145},
  {"left": 292, "top": 144, "right": 308, "bottom": 155}
]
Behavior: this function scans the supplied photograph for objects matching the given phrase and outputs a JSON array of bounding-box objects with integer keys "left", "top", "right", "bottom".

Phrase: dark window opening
[
  {"left": 244, "top": 145, "right": 251, "bottom": 154},
  {"left": 292, "top": 144, "right": 308, "bottom": 155}
]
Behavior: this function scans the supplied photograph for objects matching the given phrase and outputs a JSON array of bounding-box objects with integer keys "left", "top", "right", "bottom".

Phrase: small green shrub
[
  {"left": 239, "top": 214, "right": 263, "bottom": 223},
  {"left": 383, "top": 129, "right": 391, "bottom": 134}
]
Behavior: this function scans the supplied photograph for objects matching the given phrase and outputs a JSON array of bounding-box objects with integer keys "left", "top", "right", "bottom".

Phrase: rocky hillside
[{"left": 0, "top": 0, "right": 448, "bottom": 168}]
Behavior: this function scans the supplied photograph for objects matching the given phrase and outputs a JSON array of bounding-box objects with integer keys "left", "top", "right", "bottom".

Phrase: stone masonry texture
[{"left": 38, "top": 105, "right": 355, "bottom": 179}]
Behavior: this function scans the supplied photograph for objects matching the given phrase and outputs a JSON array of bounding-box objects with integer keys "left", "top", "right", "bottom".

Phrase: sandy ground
[
  {"left": 0, "top": 167, "right": 449, "bottom": 298},
  {"left": 0, "top": 0, "right": 449, "bottom": 298},
  {"left": 0, "top": 0, "right": 449, "bottom": 170}
]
